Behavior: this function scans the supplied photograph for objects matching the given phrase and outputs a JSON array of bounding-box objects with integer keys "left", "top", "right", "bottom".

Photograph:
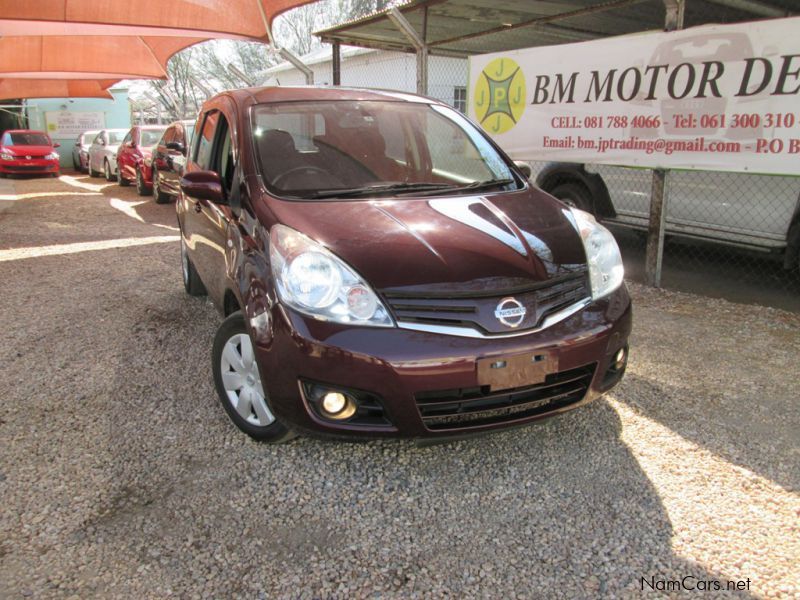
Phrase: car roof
[
  {"left": 217, "top": 86, "right": 435, "bottom": 106},
  {"left": 4, "top": 129, "right": 48, "bottom": 135}
]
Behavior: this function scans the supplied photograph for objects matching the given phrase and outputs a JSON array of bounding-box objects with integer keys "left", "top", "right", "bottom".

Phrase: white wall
[{"left": 263, "top": 48, "right": 468, "bottom": 109}]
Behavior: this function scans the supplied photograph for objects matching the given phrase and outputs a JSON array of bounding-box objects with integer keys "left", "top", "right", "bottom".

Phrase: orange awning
[
  {"left": 0, "top": 0, "right": 315, "bottom": 96},
  {"left": 0, "top": 78, "right": 119, "bottom": 100},
  {"left": 0, "top": 0, "right": 313, "bottom": 40},
  {"left": 0, "top": 36, "right": 206, "bottom": 79}
]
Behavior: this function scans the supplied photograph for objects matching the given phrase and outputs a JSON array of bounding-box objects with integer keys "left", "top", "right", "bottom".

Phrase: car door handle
[{"left": 194, "top": 202, "right": 202, "bottom": 213}]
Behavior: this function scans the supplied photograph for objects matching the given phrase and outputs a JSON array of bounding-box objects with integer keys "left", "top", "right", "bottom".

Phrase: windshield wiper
[
  {"left": 308, "top": 182, "right": 458, "bottom": 199},
  {"left": 455, "top": 178, "right": 516, "bottom": 192}
]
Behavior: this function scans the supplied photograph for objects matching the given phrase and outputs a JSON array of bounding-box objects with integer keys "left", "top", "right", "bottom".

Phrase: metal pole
[
  {"left": 227, "top": 64, "right": 255, "bottom": 86},
  {"left": 278, "top": 48, "right": 314, "bottom": 85},
  {"left": 332, "top": 41, "right": 341, "bottom": 86},
  {"left": 388, "top": 7, "right": 428, "bottom": 94},
  {"left": 645, "top": 169, "right": 669, "bottom": 286},
  {"left": 645, "top": 0, "right": 684, "bottom": 287}
]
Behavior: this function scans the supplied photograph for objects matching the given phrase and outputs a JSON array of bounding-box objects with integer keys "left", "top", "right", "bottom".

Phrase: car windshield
[
  {"left": 7, "top": 132, "right": 50, "bottom": 146},
  {"left": 140, "top": 128, "right": 166, "bottom": 147},
  {"left": 108, "top": 131, "right": 126, "bottom": 144},
  {"left": 252, "top": 100, "right": 519, "bottom": 199}
]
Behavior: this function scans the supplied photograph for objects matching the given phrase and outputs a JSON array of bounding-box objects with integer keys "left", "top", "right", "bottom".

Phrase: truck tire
[{"left": 550, "top": 182, "right": 594, "bottom": 214}]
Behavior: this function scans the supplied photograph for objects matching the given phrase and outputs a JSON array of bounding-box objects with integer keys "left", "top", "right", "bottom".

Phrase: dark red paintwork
[
  {"left": 177, "top": 87, "right": 632, "bottom": 439},
  {"left": 0, "top": 129, "right": 60, "bottom": 176}
]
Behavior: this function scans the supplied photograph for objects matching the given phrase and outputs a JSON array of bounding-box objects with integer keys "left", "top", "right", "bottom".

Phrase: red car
[
  {"left": 0, "top": 129, "right": 60, "bottom": 177},
  {"left": 114, "top": 125, "right": 167, "bottom": 194}
]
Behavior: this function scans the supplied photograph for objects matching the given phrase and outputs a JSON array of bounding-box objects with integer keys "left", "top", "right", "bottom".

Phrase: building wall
[
  {"left": 264, "top": 48, "right": 468, "bottom": 110},
  {"left": 25, "top": 88, "right": 131, "bottom": 168}
]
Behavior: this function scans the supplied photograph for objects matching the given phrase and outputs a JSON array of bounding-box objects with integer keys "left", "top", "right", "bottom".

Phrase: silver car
[
  {"left": 71, "top": 130, "right": 99, "bottom": 172},
  {"left": 87, "top": 129, "right": 127, "bottom": 181}
]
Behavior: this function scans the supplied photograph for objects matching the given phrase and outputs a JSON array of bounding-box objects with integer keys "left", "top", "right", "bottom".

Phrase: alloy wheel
[{"left": 220, "top": 333, "right": 275, "bottom": 427}]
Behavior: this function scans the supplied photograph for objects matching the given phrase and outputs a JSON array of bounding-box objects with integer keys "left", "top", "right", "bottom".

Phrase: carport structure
[
  {"left": 316, "top": 0, "right": 797, "bottom": 287},
  {"left": 0, "top": 0, "right": 317, "bottom": 98}
]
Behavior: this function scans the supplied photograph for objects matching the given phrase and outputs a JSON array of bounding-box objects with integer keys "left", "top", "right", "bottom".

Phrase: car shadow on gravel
[
  {"left": 616, "top": 373, "right": 798, "bottom": 492},
  {"left": 96, "top": 303, "right": 758, "bottom": 598}
]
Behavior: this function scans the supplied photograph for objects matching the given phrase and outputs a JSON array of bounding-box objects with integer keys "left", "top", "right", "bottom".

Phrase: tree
[{"left": 138, "top": 0, "right": 400, "bottom": 114}]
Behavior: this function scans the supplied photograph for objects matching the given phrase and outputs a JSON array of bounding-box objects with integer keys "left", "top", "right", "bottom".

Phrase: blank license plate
[{"left": 477, "top": 352, "right": 558, "bottom": 392}]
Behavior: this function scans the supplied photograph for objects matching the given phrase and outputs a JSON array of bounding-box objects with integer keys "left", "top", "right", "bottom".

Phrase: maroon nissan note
[{"left": 176, "top": 87, "right": 631, "bottom": 442}]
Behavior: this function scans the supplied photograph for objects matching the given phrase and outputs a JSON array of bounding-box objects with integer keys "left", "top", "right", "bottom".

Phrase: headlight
[
  {"left": 569, "top": 208, "right": 624, "bottom": 300},
  {"left": 0, "top": 153, "right": 13, "bottom": 161},
  {"left": 46, "top": 152, "right": 59, "bottom": 160},
  {"left": 269, "top": 224, "right": 393, "bottom": 327}
]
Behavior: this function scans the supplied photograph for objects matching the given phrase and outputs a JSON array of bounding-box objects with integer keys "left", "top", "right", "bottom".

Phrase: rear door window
[{"left": 195, "top": 112, "right": 220, "bottom": 170}]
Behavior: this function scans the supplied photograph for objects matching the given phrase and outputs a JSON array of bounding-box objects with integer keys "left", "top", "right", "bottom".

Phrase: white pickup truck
[{"left": 533, "top": 163, "right": 800, "bottom": 271}]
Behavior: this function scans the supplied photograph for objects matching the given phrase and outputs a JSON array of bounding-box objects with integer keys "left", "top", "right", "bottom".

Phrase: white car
[
  {"left": 88, "top": 129, "right": 127, "bottom": 180},
  {"left": 71, "top": 129, "right": 99, "bottom": 172}
]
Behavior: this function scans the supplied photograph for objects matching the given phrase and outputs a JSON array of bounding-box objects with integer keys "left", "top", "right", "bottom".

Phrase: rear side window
[{"left": 195, "top": 112, "right": 220, "bottom": 170}]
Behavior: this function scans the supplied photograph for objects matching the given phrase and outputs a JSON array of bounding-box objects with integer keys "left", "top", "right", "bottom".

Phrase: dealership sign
[
  {"left": 44, "top": 111, "right": 105, "bottom": 138},
  {"left": 469, "top": 17, "right": 800, "bottom": 175}
]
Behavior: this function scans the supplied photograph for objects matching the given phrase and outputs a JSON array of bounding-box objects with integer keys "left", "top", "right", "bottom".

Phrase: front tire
[
  {"left": 153, "top": 168, "right": 170, "bottom": 204},
  {"left": 550, "top": 182, "right": 594, "bottom": 214},
  {"left": 136, "top": 168, "right": 149, "bottom": 196},
  {"left": 212, "top": 312, "right": 295, "bottom": 443},
  {"left": 181, "top": 236, "right": 207, "bottom": 297}
]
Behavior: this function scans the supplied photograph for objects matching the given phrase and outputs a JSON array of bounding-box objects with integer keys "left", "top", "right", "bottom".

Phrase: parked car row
[{"left": 71, "top": 121, "right": 195, "bottom": 204}]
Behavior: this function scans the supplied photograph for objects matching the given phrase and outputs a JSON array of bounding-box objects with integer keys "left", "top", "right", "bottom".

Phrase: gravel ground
[{"left": 1, "top": 173, "right": 798, "bottom": 598}]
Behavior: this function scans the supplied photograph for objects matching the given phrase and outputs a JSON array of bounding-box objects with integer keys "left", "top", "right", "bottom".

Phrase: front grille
[
  {"left": 415, "top": 364, "right": 596, "bottom": 430},
  {"left": 8, "top": 165, "right": 50, "bottom": 172},
  {"left": 382, "top": 271, "right": 590, "bottom": 335}
]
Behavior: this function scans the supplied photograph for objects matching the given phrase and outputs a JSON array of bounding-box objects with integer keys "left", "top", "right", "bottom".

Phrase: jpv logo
[{"left": 474, "top": 57, "right": 526, "bottom": 134}]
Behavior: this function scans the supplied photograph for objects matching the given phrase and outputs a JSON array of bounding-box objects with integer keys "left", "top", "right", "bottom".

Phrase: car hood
[
  {"left": 3, "top": 145, "right": 54, "bottom": 156},
  {"left": 266, "top": 186, "right": 588, "bottom": 294}
]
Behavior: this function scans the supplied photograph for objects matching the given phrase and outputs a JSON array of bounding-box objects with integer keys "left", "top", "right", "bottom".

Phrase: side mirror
[
  {"left": 514, "top": 161, "right": 532, "bottom": 179},
  {"left": 180, "top": 170, "right": 226, "bottom": 204},
  {"left": 75, "top": 141, "right": 81, "bottom": 147},
  {"left": 166, "top": 141, "right": 185, "bottom": 153},
  {"left": 53, "top": 142, "right": 60, "bottom": 148},
  {"left": 99, "top": 139, "right": 106, "bottom": 146}
]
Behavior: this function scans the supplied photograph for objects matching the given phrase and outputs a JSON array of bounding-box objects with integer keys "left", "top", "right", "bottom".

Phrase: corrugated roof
[{"left": 315, "top": 0, "right": 796, "bottom": 56}]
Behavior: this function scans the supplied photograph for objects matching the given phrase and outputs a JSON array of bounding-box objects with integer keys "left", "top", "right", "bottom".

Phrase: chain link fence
[{"left": 527, "top": 162, "right": 800, "bottom": 310}]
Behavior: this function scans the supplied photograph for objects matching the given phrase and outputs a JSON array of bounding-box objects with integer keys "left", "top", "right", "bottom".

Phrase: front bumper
[
  {"left": 0, "top": 159, "right": 59, "bottom": 175},
  {"left": 252, "top": 286, "right": 632, "bottom": 439}
]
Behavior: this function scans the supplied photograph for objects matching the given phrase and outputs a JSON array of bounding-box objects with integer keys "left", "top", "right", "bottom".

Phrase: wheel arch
[
  {"left": 535, "top": 162, "right": 616, "bottom": 219},
  {"left": 784, "top": 191, "right": 800, "bottom": 270},
  {"left": 223, "top": 289, "right": 242, "bottom": 317}
]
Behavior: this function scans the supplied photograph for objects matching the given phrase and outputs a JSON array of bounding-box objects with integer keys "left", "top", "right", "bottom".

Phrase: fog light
[
  {"left": 614, "top": 347, "right": 627, "bottom": 370},
  {"left": 321, "top": 392, "right": 357, "bottom": 420},
  {"left": 322, "top": 392, "right": 346, "bottom": 414}
]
